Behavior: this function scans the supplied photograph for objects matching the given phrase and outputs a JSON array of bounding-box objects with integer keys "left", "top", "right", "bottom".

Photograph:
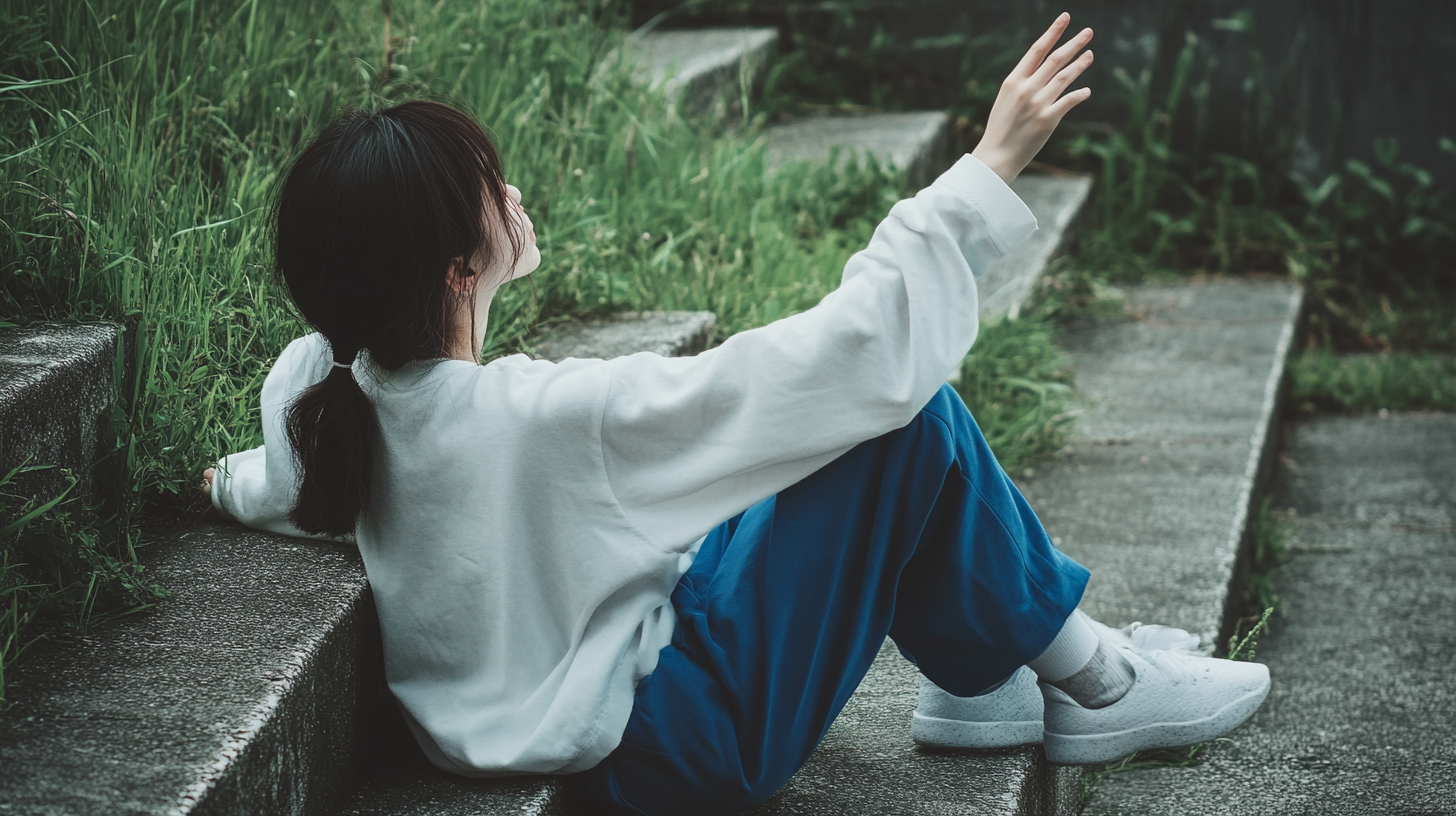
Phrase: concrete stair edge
[
  {"left": 763, "top": 110, "right": 954, "bottom": 191},
  {"left": 0, "top": 322, "right": 120, "bottom": 515},
  {"left": 619, "top": 27, "right": 779, "bottom": 118},
  {"left": 1214, "top": 285, "right": 1305, "bottom": 650},
  {"left": 0, "top": 522, "right": 374, "bottom": 816}
]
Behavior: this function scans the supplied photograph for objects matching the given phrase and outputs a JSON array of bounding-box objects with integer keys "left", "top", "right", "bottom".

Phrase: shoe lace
[
  {"left": 1120, "top": 622, "right": 1201, "bottom": 654},
  {"left": 1119, "top": 622, "right": 1204, "bottom": 685}
]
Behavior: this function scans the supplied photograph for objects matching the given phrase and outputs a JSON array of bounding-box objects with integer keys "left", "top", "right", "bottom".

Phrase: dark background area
[{"left": 631, "top": 0, "right": 1456, "bottom": 188}]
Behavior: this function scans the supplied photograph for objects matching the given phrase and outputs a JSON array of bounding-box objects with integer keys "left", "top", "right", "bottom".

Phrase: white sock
[
  {"left": 1028, "top": 610, "right": 1135, "bottom": 709},
  {"left": 1028, "top": 609, "right": 1100, "bottom": 681}
]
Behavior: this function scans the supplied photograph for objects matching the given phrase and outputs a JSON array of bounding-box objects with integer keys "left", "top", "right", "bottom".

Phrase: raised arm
[{"left": 600, "top": 15, "right": 1094, "bottom": 552}]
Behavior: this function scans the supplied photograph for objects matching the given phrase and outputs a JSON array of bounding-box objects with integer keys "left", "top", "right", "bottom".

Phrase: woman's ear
[{"left": 446, "top": 257, "right": 476, "bottom": 296}]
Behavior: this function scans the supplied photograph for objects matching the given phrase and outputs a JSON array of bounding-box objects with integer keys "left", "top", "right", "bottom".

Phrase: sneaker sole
[
  {"left": 1043, "top": 679, "right": 1270, "bottom": 765},
  {"left": 910, "top": 710, "right": 1043, "bottom": 749}
]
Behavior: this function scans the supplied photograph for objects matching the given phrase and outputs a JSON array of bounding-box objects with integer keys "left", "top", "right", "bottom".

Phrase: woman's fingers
[
  {"left": 1041, "top": 49, "right": 1095, "bottom": 105},
  {"left": 1032, "top": 26, "right": 1094, "bottom": 87},
  {"left": 1047, "top": 85, "right": 1093, "bottom": 120},
  {"left": 1011, "top": 12, "right": 1070, "bottom": 79}
]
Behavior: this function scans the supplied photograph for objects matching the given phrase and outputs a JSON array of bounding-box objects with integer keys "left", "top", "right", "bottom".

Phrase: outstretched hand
[{"left": 971, "top": 13, "right": 1093, "bottom": 184}]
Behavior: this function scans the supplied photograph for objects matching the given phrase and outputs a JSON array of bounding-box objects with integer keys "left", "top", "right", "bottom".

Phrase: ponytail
[{"left": 284, "top": 347, "right": 379, "bottom": 538}]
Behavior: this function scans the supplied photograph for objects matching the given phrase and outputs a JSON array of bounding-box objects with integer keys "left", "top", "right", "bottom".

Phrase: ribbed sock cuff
[
  {"left": 1051, "top": 640, "right": 1136, "bottom": 709},
  {"left": 1027, "top": 609, "right": 1100, "bottom": 682}
]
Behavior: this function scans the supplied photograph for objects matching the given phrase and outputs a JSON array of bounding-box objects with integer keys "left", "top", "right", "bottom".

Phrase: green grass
[
  {"left": 953, "top": 313, "right": 1077, "bottom": 470},
  {"left": 1290, "top": 350, "right": 1456, "bottom": 414}
]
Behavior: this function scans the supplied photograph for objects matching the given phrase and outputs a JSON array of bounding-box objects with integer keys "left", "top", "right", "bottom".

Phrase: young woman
[{"left": 201, "top": 14, "right": 1268, "bottom": 815}]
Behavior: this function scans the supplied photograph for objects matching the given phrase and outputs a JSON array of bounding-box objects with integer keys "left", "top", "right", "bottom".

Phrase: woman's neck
[{"left": 448, "top": 288, "right": 495, "bottom": 363}]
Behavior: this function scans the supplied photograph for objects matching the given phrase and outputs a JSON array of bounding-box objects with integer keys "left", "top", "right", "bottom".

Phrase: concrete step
[
  {"left": 0, "top": 519, "right": 374, "bottom": 816},
  {"left": 529, "top": 310, "right": 716, "bottom": 363},
  {"left": 0, "top": 313, "right": 715, "bottom": 816},
  {"left": 748, "top": 279, "right": 1302, "bottom": 815},
  {"left": 764, "top": 111, "right": 954, "bottom": 191},
  {"left": 1027, "top": 280, "right": 1303, "bottom": 647},
  {"left": 619, "top": 27, "right": 778, "bottom": 118},
  {"left": 0, "top": 322, "right": 120, "bottom": 511},
  {"left": 1083, "top": 412, "right": 1456, "bottom": 814},
  {"left": 1022, "top": 279, "right": 1303, "bottom": 800}
]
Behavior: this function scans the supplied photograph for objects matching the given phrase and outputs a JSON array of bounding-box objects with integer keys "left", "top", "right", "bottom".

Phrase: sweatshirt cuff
[
  {"left": 930, "top": 154, "right": 1039, "bottom": 258},
  {"left": 209, "top": 456, "right": 236, "bottom": 520}
]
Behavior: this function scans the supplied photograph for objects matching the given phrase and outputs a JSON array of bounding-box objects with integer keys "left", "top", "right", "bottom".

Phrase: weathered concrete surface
[
  {"left": 1020, "top": 280, "right": 1302, "bottom": 649},
  {"left": 530, "top": 310, "right": 716, "bottom": 363},
  {"left": 745, "top": 640, "right": 1084, "bottom": 816},
  {"left": 765, "top": 111, "right": 953, "bottom": 191},
  {"left": 0, "top": 520, "right": 373, "bottom": 816},
  {"left": 621, "top": 28, "right": 777, "bottom": 117},
  {"left": 1084, "top": 412, "right": 1456, "bottom": 815},
  {"left": 340, "top": 734, "right": 566, "bottom": 816},
  {"left": 341, "top": 664, "right": 567, "bottom": 816},
  {"left": 0, "top": 322, "right": 119, "bottom": 510},
  {"left": 340, "top": 772, "right": 565, "bottom": 816},
  {"left": 979, "top": 172, "right": 1093, "bottom": 319}
]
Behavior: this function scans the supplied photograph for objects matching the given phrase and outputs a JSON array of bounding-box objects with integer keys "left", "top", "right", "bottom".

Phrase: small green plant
[
  {"left": 1241, "top": 498, "right": 1289, "bottom": 614},
  {"left": 1226, "top": 606, "right": 1274, "bottom": 663},
  {"left": 1058, "top": 19, "right": 1304, "bottom": 283}
]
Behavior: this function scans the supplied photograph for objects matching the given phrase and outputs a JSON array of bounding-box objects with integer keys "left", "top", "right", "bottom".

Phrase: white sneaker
[
  {"left": 911, "top": 667, "right": 1044, "bottom": 749},
  {"left": 1041, "top": 624, "right": 1271, "bottom": 765}
]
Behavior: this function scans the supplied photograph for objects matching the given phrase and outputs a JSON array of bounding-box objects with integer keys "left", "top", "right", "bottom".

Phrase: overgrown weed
[
  {"left": 1291, "top": 350, "right": 1456, "bottom": 414},
  {"left": 1052, "top": 14, "right": 1455, "bottom": 354},
  {"left": 0, "top": 462, "right": 167, "bottom": 711},
  {"left": 1239, "top": 499, "right": 1289, "bottom": 619},
  {"left": 952, "top": 313, "right": 1077, "bottom": 471}
]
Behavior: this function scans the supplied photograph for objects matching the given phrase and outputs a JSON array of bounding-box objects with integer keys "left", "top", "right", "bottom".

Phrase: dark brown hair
[{"left": 270, "top": 99, "right": 520, "bottom": 537}]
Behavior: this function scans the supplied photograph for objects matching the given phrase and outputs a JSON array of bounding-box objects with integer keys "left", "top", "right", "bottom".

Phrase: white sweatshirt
[{"left": 210, "top": 154, "right": 1037, "bottom": 776}]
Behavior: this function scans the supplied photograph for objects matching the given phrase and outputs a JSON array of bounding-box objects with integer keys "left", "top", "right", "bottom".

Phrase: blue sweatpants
[{"left": 580, "top": 385, "right": 1090, "bottom": 815}]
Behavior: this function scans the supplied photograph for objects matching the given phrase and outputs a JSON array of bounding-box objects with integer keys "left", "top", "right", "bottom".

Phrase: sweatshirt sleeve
[
  {"left": 210, "top": 333, "right": 346, "bottom": 542},
  {"left": 599, "top": 154, "right": 1038, "bottom": 552}
]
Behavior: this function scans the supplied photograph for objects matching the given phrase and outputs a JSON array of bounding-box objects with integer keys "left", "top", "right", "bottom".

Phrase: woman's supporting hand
[
  {"left": 971, "top": 13, "right": 1094, "bottom": 185},
  {"left": 201, "top": 467, "right": 214, "bottom": 499}
]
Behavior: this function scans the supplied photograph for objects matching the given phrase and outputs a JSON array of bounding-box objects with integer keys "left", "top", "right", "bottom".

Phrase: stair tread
[
  {"left": 1024, "top": 280, "right": 1303, "bottom": 645},
  {"left": 0, "top": 322, "right": 120, "bottom": 508},
  {"left": 0, "top": 519, "right": 372, "bottom": 816},
  {"left": 764, "top": 110, "right": 952, "bottom": 189},
  {"left": 979, "top": 173, "right": 1093, "bottom": 319},
  {"left": 529, "top": 310, "right": 715, "bottom": 363}
]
